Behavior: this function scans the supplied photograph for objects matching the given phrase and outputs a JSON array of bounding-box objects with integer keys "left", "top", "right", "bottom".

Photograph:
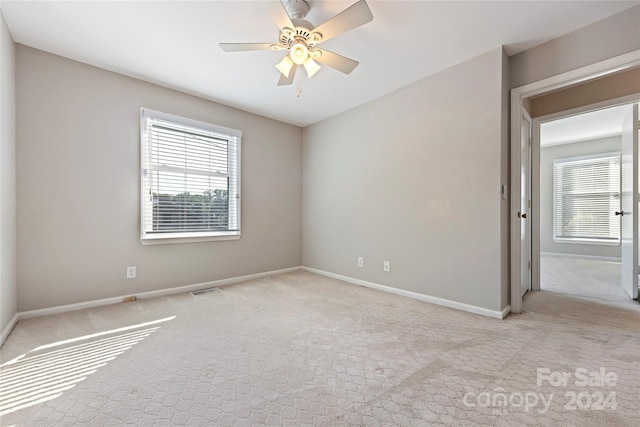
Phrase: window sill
[
  {"left": 141, "top": 232, "right": 241, "bottom": 245},
  {"left": 553, "top": 238, "right": 620, "bottom": 246}
]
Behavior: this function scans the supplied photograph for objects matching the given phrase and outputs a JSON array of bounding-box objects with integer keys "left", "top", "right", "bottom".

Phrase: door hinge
[
  {"left": 528, "top": 199, "right": 531, "bottom": 208},
  {"left": 528, "top": 261, "right": 531, "bottom": 269}
]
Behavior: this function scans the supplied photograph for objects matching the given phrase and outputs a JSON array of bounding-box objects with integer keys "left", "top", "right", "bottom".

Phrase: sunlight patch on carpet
[{"left": 0, "top": 316, "right": 175, "bottom": 416}]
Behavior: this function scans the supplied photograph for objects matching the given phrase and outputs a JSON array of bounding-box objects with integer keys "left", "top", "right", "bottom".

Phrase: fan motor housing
[
  {"left": 285, "top": 0, "right": 310, "bottom": 19},
  {"left": 279, "top": 19, "right": 322, "bottom": 48}
]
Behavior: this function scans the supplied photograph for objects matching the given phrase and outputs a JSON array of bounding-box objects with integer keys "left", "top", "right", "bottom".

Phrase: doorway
[
  {"left": 536, "top": 104, "right": 637, "bottom": 306},
  {"left": 510, "top": 51, "right": 640, "bottom": 314}
]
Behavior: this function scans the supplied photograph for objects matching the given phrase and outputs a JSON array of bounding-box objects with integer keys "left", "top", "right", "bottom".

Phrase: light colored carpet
[
  {"left": 541, "top": 254, "right": 635, "bottom": 309},
  {"left": 1, "top": 270, "right": 638, "bottom": 426}
]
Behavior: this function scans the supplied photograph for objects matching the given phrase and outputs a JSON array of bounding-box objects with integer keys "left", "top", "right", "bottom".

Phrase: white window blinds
[
  {"left": 141, "top": 109, "right": 241, "bottom": 243},
  {"left": 553, "top": 152, "right": 620, "bottom": 243}
]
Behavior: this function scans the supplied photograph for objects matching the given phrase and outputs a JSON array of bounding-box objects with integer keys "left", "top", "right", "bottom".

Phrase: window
[
  {"left": 140, "top": 108, "right": 241, "bottom": 244},
  {"left": 553, "top": 152, "right": 620, "bottom": 244}
]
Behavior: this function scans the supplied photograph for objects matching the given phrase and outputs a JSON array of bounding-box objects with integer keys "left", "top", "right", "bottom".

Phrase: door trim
[
  {"left": 521, "top": 109, "right": 532, "bottom": 297},
  {"left": 510, "top": 49, "right": 640, "bottom": 314}
]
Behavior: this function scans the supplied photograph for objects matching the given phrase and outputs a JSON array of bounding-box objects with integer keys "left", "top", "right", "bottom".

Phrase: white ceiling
[
  {"left": 2, "top": 0, "right": 638, "bottom": 127},
  {"left": 540, "top": 104, "right": 635, "bottom": 147}
]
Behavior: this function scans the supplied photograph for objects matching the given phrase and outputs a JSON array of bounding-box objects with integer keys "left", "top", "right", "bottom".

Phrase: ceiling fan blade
[
  {"left": 311, "top": 49, "right": 359, "bottom": 74},
  {"left": 311, "top": 0, "right": 373, "bottom": 43},
  {"left": 271, "top": 0, "right": 295, "bottom": 31},
  {"left": 278, "top": 64, "right": 298, "bottom": 86},
  {"left": 219, "top": 43, "right": 276, "bottom": 52}
]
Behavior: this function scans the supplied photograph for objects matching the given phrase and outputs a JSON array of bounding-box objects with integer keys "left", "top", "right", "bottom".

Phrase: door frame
[
  {"left": 510, "top": 50, "right": 640, "bottom": 314},
  {"left": 520, "top": 109, "right": 532, "bottom": 297}
]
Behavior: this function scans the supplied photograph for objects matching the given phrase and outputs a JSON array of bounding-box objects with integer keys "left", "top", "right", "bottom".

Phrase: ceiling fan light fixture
[
  {"left": 289, "top": 41, "right": 309, "bottom": 65},
  {"left": 220, "top": 0, "right": 374, "bottom": 87},
  {"left": 309, "top": 49, "right": 322, "bottom": 60},
  {"left": 309, "top": 32, "right": 322, "bottom": 44},
  {"left": 275, "top": 56, "right": 294, "bottom": 77},
  {"left": 303, "top": 58, "right": 321, "bottom": 78}
]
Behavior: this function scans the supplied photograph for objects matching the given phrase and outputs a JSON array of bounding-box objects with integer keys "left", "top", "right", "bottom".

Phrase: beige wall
[
  {"left": 540, "top": 137, "right": 622, "bottom": 258},
  {"left": 16, "top": 46, "right": 303, "bottom": 312},
  {"left": 529, "top": 67, "right": 640, "bottom": 118},
  {"left": 510, "top": 5, "right": 640, "bottom": 89},
  {"left": 0, "top": 12, "right": 17, "bottom": 341},
  {"left": 303, "top": 48, "right": 508, "bottom": 313}
]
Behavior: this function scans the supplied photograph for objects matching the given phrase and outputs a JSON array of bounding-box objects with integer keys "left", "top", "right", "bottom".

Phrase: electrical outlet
[
  {"left": 357, "top": 257, "right": 364, "bottom": 268},
  {"left": 126, "top": 266, "right": 136, "bottom": 279},
  {"left": 383, "top": 261, "right": 391, "bottom": 272}
]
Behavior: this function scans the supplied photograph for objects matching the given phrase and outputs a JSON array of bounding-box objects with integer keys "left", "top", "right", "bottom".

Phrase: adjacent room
[
  {"left": 539, "top": 105, "right": 633, "bottom": 307},
  {"left": 0, "top": 1, "right": 639, "bottom": 425}
]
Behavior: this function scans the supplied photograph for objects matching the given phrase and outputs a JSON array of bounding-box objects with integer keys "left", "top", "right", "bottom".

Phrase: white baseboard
[
  {"left": 541, "top": 252, "right": 621, "bottom": 262},
  {"left": 302, "top": 267, "right": 508, "bottom": 319},
  {"left": 1, "top": 313, "right": 19, "bottom": 347},
  {"left": 17, "top": 266, "right": 302, "bottom": 321},
  {"left": 10, "top": 264, "right": 507, "bottom": 338},
  {"left": 501, "top": 305, "right": 512, "bottom": 318}
]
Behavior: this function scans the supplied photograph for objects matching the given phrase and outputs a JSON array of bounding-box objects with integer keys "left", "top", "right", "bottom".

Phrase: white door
[
  {"left": 621, "top": 104, "right": 639, "bottom": 299},
  {"left": 520, "top": 112, "right": 532, "bottom": 297}
]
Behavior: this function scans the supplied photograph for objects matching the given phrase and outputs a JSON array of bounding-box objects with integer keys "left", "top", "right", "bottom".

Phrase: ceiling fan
[{"left": 219, "top": 0, "right": 373, "bottom": 86}]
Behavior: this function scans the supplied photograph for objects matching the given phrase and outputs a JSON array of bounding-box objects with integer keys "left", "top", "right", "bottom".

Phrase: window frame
[
  {"left": 552, "top": 151, "right": 621, "bottom": 246},
  {"left": 140, "top": 108, "right": 242, "bottom": 245}
]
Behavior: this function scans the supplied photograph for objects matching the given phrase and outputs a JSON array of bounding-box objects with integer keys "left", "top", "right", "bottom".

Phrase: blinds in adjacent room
[
  {"left": 140, "top": 108, "right": 241, "bottom": 242},
  {"left": 553, "top": 152, "right": 620, "bottom": 243}
]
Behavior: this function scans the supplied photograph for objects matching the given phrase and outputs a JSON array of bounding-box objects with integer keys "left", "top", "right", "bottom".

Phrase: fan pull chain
[{"left": 296, "top": 72, "right": 302, "bottom": 97}]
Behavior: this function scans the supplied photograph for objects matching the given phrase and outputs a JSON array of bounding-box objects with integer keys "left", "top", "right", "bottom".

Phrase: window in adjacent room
[
  {"left": 140, "top": 108, "right": 241, "bottom": 244},
  {"left": 553, "top": 152, "right": 620, "bottom": 244}
]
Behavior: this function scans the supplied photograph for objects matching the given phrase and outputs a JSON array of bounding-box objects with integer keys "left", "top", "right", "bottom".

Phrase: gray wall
[
  {"left": 16, "top": 46, "right": 303, "bottom": 312},
  {"left": 0, "top": 12, "right": 17, "bottom": 341},
  {"left": 303, "top": 48, "right": 509, "bottom": 313},
  {"left": 510, "top": 5, "right": 640, "bottom": 88},
  {"left": 540, "top": 136, "right": 622, "bottom": 258}
]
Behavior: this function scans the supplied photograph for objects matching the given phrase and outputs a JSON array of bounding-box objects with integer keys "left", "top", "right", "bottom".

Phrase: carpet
[{"left": 1, "top": 271, "right": 638, "bottom": 426}]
